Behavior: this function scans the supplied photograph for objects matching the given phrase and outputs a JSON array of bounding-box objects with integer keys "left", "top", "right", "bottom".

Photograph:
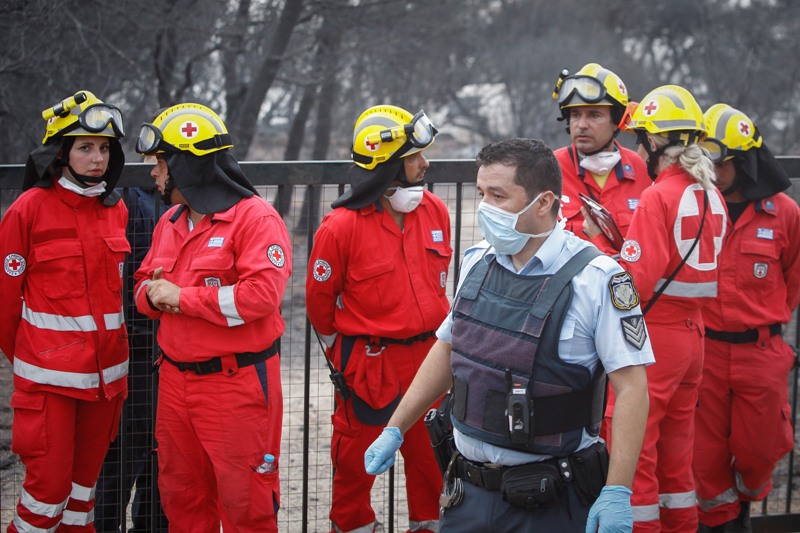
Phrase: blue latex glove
[
  {"left": 585, "top": 485, "right": 633, "bottom": 533},
  {"left": 364, "top": 427, "right": 403, "bottom": 475}
]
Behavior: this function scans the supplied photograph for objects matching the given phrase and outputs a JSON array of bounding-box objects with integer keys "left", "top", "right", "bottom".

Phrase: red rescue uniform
[
  {"left": 556, "top": 141, "right": 651, "bottom": 245},
  {"left": 693, "top": 193, "right": 800, "bottom": 527},
  {"left": 0, "top": 182, "right": 129, "bottom": 532},
  {"left": 601, "top": 164, "right": 728, "bottom": 533},
  {"left": 134, "top": 196, "right": 291, "bottom": 533},
  {"left": 306, "top": 191, "right": 451, "bottom": 533}
]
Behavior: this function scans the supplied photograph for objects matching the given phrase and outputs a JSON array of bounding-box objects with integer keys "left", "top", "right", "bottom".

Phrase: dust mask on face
[
  {"left": 476, "top": 192, "right": 556, "bottom": 255},
  {"left": 579, "top": 151, "right": 621, "bottom": 175},
  {"left": 384, "top": 185, "right": 424, "bottom": 213},
  {"left": 58, "top": 176, "right": 107, "bottom": 197}
]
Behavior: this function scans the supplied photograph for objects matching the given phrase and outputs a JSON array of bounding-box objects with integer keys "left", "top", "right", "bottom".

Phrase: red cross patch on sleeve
[
  {"left": 313, "top": 259, "right": 332, "bottom": 282},
  {"left": 267, "top": 244, "right": 286, "bottom": 267}
]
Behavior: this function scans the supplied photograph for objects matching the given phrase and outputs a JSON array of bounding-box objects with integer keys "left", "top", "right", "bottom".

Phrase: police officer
[
  {"left": 584, "top": 85, "right": 728, "bottom": 532},
  {"left": 133, "top": 103, "right": 291, "bottom": 532},
  {"left": 0, "top": 90, "right": 129, "bottom": 532},
  {"left": 365, "top": 138, "right": 654, "bottom": 532},
  {"left": 553, "top": 63, "right": 651, "bottom": 251},
  {"left": 306, "top": 104, "right": 451, "bottom": 533},
  {"left": 693, "top": 104, "right": 800, "bottom": 532}
]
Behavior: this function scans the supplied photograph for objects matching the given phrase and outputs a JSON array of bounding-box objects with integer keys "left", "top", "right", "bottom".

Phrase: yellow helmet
[
  {"left": 555, "top": 63, "right": 629, "bottom": 111},
  {"left": 700, "top": 103, "right": 762, "bottom": 163},
  {"left": 41, "top": 90, "right": 124, "bottom": 145},
  {"left": 136, "top": 103, "right": 232, "bottom": 156},
  {"left": 351, "top": 105, "right": 437, "bottom": 170},
  {"left": 627, "top": 85, "right": 705, "bottom": 145}
]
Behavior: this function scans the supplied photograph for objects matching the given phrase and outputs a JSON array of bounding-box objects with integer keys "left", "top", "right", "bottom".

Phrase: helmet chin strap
[
  {"left": 66, "top": 164, "right": 105, "bottom": 187},
  {"left": 161, "top": 176, "right": 176, "bottom": 205},
  {"left": 580, "top": 129, "right": 620, "bottom": 157}
]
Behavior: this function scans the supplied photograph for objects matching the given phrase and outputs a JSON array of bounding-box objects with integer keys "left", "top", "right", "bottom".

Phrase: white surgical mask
[
  {"left": 476, "top": 192, "right": 555, "bottom": 255},
  {"left": 384, "top": 185, "right": 424, "bottom": 213},
  {"left": 58, "top": 176, "right": 107, "bottom": 197},
  {"left": 579, "top": 151, "right": 621, "bottom": 175}
]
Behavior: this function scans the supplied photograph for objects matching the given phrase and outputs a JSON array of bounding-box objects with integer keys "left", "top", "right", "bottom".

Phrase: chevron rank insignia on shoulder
[
  {"left": 621, "top": 315, "right": 647, "bottom": 350},
  {"left": 609, "top": 272, "right": 639, "bottom": 310}
]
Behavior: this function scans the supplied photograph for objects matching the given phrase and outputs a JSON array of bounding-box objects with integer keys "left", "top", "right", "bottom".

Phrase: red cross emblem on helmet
[
  {"left": 180, "top": 121, "right": 199, "bottom": 139},
  {"left": 738, "top": 121, "right": 750, "bottom": 135},
  {"left": 267, "top": 244, "right": 286, "bottom": 267},
  {"left": 364, "top": 138, "right": 380, "bottom": 152},
  {"left": 643, "top": 100, "right": 659, "bottom": 116}
]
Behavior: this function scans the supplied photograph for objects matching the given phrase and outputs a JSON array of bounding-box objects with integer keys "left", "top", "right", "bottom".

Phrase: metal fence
[{"left": 0, "top": 158, "right": 799, "bottom": 532}]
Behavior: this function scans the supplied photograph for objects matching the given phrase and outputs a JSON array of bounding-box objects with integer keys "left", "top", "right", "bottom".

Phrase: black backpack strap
[{"left": 642, "top": 191, "right": 708, "bottom": 315}]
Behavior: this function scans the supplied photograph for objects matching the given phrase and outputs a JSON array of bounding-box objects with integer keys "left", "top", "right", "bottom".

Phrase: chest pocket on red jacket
[
  {"left": 103, "top": 236, "right": 131, "bottom": 292},
  {"left": 612, "top": 208, "right": 635, "bottom": 238},
  {"left": 424, "top": 242, "right": 452, "bottom": 294},
  {"left": 190, "top": 252, "right": 236, "bottom": 286},
  {"left": 349, "top": 257, "right": 401, "bottom": 315},
  {"left": 33, "top": 239, "right": 85, "bottom": 299},
  {"left": 737, "top": 239, "right": 779, "bottom": 289}
]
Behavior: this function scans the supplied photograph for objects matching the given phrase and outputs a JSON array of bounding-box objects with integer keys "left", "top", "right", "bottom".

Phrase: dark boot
[{"left": 720, "top": 502, "right": 752, "bottom": 532}]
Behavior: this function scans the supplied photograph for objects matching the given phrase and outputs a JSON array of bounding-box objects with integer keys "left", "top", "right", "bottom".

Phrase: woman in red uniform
[
  {"left": 584, "top": 85, "right": 728, "bottom": 532},
  {"left": 0, "top": 90, "right": 129, "bottom": 532},
  {"left": 693, "top": 104, "right": 800, "bottom": 532}
]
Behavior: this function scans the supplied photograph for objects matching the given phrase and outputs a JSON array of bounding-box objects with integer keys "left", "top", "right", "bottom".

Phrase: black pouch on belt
[
  {"left": 569, "top": 441, "right": 609, "bottom": 506},
  {"left": 500, "top": 461, "right": 565, "bottom": 510}
]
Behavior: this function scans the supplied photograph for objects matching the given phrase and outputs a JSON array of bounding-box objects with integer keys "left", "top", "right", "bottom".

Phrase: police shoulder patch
[
  {"left": 608, "top": 271, "right": 640, "bottom": 310},
  {"left": 621, "top": 314, "right": 647, "bottom": 350}
]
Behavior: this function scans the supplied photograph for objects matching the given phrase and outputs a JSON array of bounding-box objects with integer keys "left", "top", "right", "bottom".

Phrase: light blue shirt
[{"left": 437, "top": 227, "right": 655, "bottom": 464}]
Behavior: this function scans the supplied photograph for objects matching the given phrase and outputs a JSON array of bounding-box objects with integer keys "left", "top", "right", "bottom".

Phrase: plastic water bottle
[{"left": 255, "top": 453, "right": 276, "bottom": 474}]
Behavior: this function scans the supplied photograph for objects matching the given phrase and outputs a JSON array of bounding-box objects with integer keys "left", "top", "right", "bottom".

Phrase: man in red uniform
[
  {"left": 694, "top": 104, "right": 800, "bottom": 532},
  {"left": 584, "top": 85, "right": 728, "bottom": 532},
  {"left": 133, "top": 103, "right": 291, "bottom": 532},
  {"left": 306, "top": 105, "right": 451, "bottom": 533},
  {"left": 0, "top": 90, "right": 129, "bottom": 532},
  {"left": 552, "top": 63, "right": 651, "bottom": 250}
]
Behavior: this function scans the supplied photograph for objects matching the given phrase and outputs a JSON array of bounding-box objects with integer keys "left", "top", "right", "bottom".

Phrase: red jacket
[
  {"left": 703, "top": 193, "right": 800, "bottom": 330},
  {"left": 306, "top": 191, "right": 451, "bottom": 340},
  {"left": 556, "top": 141, "right": 651, "bottom": 245},
  {"left": 134, "top": 196, "right": 291, "bottom": 361},
  {"left": 0, "top": 183, "right": 130, "bottom": 400},
  {"left": 611, "top": 164, "right": 728, "bottom": 324}
]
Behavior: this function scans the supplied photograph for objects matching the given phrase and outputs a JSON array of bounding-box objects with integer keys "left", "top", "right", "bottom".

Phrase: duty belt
[
  {"left": 361, "top": 330, "right": 436, "bottom": 346},
  {"left": 453, "top": 453, "right": 570, "bottom": 491},
  {"left": 705, "top": 324, "right": 782, "bottom": 344},
  {"left": 161, "top": 341, "right": 278, "bottom": 375}
]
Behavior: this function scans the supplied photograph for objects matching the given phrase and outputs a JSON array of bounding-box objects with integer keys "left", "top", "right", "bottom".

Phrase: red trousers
[
  {"left": 330, "top": 337, "right": 442, "bottom": 533},
  {"left": 693, "top": 335, "right": 795, "bottom": 527},
  {"left": 9, "top": 390, "right": 122, "bottom": 532},
  {"left": 614, "top": 317, "right": 704, "bottom": 533},
  {"left": 156, "top": 356, "right": 282, "bottom": 533}
]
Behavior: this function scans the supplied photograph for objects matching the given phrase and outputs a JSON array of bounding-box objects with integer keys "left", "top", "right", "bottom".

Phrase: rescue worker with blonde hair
[
  {"left": 584, "top": 85, "right": 729, "bottom": 532},
  {"left": 693, "top": 104, "right": 800, "bottom": 533},
  {"left": 0, "top": 90, "right": 130, "bottom": 532},
  {"left": 306, "top": 104, "right": 451, "bottom": 533},
  {"left": 133, "top": 103, "right": 291, "bottom": 532},
  {"left": 553, "top": 63, "right": 651, "bottom": 251}
]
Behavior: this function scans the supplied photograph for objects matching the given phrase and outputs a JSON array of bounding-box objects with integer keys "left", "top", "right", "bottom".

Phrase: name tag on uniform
[
  {"left": 431, "top": 230, "right": 444, "bottom": 243},
  {"left": 628, "top": 199, "right": 639, "bottom": 210},
  {"left": 208, "top": 237, "right": 225, "bottom": 247},
  {"left": 757, "top": 228, "right": 773, "bottom": 240}
]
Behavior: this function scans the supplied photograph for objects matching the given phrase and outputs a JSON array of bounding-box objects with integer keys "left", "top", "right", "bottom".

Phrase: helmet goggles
[
  {"left": 75, "top": 103, "right": 125, "bottom": 137},
  {"left": 365, "top": 110, "right": 438, "bottom": 150},
  {"left": 135, "top": 122, "right": 231, "bottom": 156},
  {"left": 699, "top": 137, "right": 748, "bottom": 164},
  {"left": 556, "top": 75, "right": 608, "bottom": 107}
]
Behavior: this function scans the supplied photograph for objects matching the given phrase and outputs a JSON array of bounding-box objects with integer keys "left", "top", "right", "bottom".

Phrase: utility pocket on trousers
[
  {"left": 500, "top": 461, "right": 565, "bottom": 509},
  {"left": 10, "top": 390, "right": 48, "bottom": 457},
  {"left": 569, "top": 441, "right": 609, "bottom": 506}
]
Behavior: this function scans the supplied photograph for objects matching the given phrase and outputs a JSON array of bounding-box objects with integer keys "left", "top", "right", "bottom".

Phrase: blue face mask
[{"left": 477, "top": 192, "right": 555, "bottom": 255}]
